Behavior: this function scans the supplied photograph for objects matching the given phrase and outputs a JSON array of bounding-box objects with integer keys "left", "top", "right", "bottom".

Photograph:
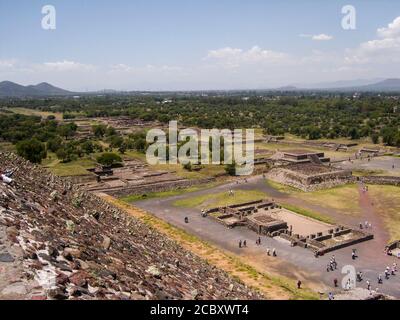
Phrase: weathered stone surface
[
  {"left": 0, "top": 151, "right": 262, "bottom": 300},
  {"left": 0, "top": 251, "right": 14, "bottom": 262}
]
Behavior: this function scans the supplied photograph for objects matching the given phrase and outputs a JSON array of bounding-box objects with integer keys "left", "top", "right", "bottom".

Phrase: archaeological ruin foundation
[{"left": 206, "top": 199, "right": 373, "bottom": 256}]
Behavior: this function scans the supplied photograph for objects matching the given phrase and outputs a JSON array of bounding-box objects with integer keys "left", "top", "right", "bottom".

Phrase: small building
[{"left": 281, "top": 150, "right": 330, "bottom": 164}]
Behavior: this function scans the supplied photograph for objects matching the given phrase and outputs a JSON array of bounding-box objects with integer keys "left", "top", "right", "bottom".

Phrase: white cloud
[
  {"left": 205, "top": 46, "right": 290, "bottom": 68},
  {"left": 377, "top": 16, "right": 400, "bottom": 39},
  {"left": 0, "top": 59, "right": 17, "bottom": 69},
  {"left": 345, "top": 16, "right": 400, "bottom": 64},
  {"left": 312, "top": 34, "right": 333, "bottom": 41},
  {"left": 299, "top": 34, "right": 333, "bottom": 41},
  {"left": 41, "top": 60, "right": 96, "bottom": 71}
]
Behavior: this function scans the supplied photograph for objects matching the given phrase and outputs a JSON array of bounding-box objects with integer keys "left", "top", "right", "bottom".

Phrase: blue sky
[{"left": 1, "top": 0, "right": 400, "bottom": 90}]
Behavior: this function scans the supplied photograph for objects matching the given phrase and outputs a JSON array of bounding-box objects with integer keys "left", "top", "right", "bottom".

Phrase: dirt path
[
  {"left": 356, "top": 184, "right": 391, "bottom": 262},
  {"left": 131, "top": 176, "right": 400, "bottom": 298},
  {"left": 100, "top": 193, "right": 319, "bottom": 300}
]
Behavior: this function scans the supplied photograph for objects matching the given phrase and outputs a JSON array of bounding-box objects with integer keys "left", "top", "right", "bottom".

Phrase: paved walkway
[{"left": 134, "top": 176, "right": 400, "bottom": 298}]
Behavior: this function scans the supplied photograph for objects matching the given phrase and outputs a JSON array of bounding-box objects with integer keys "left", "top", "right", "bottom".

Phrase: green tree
[
  {"left": 57, "top": 123, "right": 77, "bottom": 140},
  {"left": 224, "top": 161, "right": 237, "bottom": 176},
  {"left": 47, "top": 136, "right": 63, "bottom": 153},
  {"left": 16, "top": 139, "right": 47, "bottom": 163},
  {"left": 92, "top": 124, "right": 107, "bottom": 138},
  {"left": 371, "top": 133, "right": 380, "bottom": 144},
  {"left": 96, "top": 153, "right": 122, "bottom": 166}
]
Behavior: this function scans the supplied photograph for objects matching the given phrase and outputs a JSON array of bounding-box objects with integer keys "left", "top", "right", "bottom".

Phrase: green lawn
[
  {"left": 43, "top": 153, "right": 97, "bottom": 176},
  {"left": 173, "top": 189, "right": 268, "bottom": 209},
  {"left": 120, "top": 181, "right": 222, "bottom": 202},
  {"left": 265, "top": 180, "right": 361, "bottom": 216}
]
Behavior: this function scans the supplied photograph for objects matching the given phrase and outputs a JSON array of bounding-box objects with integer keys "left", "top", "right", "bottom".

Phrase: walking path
[{"left": 134, "top": 176, "right": 400, "bottom": 298}]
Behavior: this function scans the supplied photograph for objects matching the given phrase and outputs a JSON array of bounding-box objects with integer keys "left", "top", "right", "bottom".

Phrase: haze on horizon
[{"left": 1, "top": 0, "right": 400, "bottom": 91}]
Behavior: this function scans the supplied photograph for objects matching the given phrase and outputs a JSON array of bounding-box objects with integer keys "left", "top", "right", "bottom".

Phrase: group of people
[
  {"left": 238, "top": 240, "right": 247, "bottom": 248},
  {"left": 266, "top": 247, "right": 277, "bottom": 257},
  {"left": 359, "top": 220, "right": 372, "bottom": 230},
  {"left": 380, "top": 263, "right": 397, "bottom": 281},
  {"left": 326, "top": 255, "right": 337, "bottom": 272}
]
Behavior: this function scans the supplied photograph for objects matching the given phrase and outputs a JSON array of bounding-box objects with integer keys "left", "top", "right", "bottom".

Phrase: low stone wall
[
  {"left": 103, "top": 177, "right": 215, "bottom": 197},
  {"left": 266, "top": 167, "right": 353, "bottom": 192},
  {"left": 64, "top": 174, "right": 97, "bottom": 184},
  {"left": 316, "top": 233, "right": 374, "bottom": 256},
  {"left": 360, "top": 176, "right": 400, "bottom": 187},
  {"left": 387, "top": 240, "right": 400, "bottom": 251}
]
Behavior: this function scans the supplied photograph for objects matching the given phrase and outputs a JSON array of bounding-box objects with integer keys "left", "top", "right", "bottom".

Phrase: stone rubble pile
[{"left": 0, "top": 152, "right": 261, "bottom": 300}]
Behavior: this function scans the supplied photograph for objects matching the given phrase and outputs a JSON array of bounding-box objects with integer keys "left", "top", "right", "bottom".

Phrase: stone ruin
[
  {"left": 77, "top": 158, "right": 214, "bottom": 198},
  {"left": 0, "top": 152, "right": 261, "bottom": 300},
  {"left": 386, "top": 240, "right": 400, "bottom": 259},
  {"left": 206, "top": 199, "right": 373, "bottom": 256},
  {"left": 206, "top": 200, "right": 287, "bottom": 233},
  {"left": 266, "top": 163, "right": 353, "bottom": 191}
]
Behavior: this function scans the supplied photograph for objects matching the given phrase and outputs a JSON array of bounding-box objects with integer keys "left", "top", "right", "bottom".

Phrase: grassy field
[
  {"left": 5, "top": 107, "right": 65, "bottom": 120},
  {"left": 296, "top": 185, "right": 361, "bottom": 216},
  {"left": 43, "top": 153, "right": 97, "bottom": 176},
  {"left": 120, "top": 181, "right": 222, "bottom": 202},
  {"left": 102, "top": 194, "right": 319, "bottom": 300},
  {"left": 265, "top": 180, "right": 361, "bottom": 216},
  {"left": 173, "top": 189, "right": 268, "bottom": 209},
  {"left": 0, "top": 142, "right": 16, "bottom": 153},
  {"left": 368, "top": 185, "right": 400, "bottom": 242},
  {"left": 152, "top": 163, "right": 226, "bottom": 180}
]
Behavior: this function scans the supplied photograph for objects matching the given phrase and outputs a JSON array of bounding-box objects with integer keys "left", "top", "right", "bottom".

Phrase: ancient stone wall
[
  {"left": 360, "top": 176, "right": 400, "bottom": 187},
  {"left": 101, "top": 177, "right": 215, "bottom": 197},
  {"left": 0, "top": 152, "right": 261, "bottom": 300}
]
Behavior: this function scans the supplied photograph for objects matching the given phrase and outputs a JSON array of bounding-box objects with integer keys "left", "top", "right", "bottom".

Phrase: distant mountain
[
  {"left": 297, "top": 78, "right": 383, "bottom": 89},
  {"left": 275, "top": 85, "right": 298, "bottom": 91},
  {"left": 0, "top": 81, "right": 72, "bottom": 97},
  {"left": 358, "top": 78, "right": 400, "bottom": 91},
  {"left": 277, "top": 78, "right": 400, "bottom": 92}
]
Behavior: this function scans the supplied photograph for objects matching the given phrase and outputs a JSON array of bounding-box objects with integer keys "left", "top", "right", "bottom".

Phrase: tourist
[
  {"left": 393, "top": 263, "right": 397, "bottom": 272},
  {"left": 243, "top": 240, "right": 247, "bottom": 247},
  {"left": 366, "top": 280, "right": 371, "bottom": 290},
  {"left": 184, "top": 217, "right": 189, "bottom": 224},
  {"left": 346, "top": 278, "right": 352, "bottom": 290},
  {"left": 0, "top": 169, "right": 13, "bottom": 185},
  {"left": 352, "top": 251, "right": 356, "bottom": 260},
  {"left": 378, "top": 274, "right": 383, "bottom": 284},
  {"left": 384, "top": 268, "right": 390, "bottom": 280},
  {"left": 272, "top": 248, "right": 277, "bottom": 257},
  {"left": 328, "top": 292, "right": 334, "bottom": 300},
  {"left": 331, "top": 255, "right": 337, "bottom": 269},
  {"left": 266, "top": 248, "right": 270, "bottom": 256},
  {"left": 391, "top": 266, "right": 396, "bottom": 275},
  {"left": 297, "top": 280, "right": 302, "bottom": 289},
  {"left": 365, "top": 221, "right": 369, "bottom": 229},
  {"left": 333, "top": 278, "right": 338, "bottom": 287},
  {"left": 239, "top": 240, "right": 242, "bottom": 248}
]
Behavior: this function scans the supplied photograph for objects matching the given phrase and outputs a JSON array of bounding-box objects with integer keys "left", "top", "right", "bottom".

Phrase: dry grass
[
  {"left": 368, "top": 185, "right": 400, "bottom": 242},
  {"left": 100, "top": 194, "right": 319, "bottom": 300},
  {"left": 173, "top": 189, "right": 268, "bottom": 209},
  {"left": 296, "top": 185, "right": 361, "bottom": 216}
]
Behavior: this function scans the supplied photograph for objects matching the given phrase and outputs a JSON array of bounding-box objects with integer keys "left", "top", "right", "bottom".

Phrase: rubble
[{"left": 0, "top": 152, "right": 261, "bottom": 300}]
